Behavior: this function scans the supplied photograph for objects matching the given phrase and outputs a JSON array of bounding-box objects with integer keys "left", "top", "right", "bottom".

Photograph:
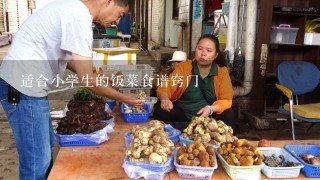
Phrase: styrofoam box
[
  {"left": 217, "top": 153, "right": 264, "bottom": 180},
  {"left": 93, "top": 47, "right": 140, "bottom": 66},
  {"left": 258, "top": 147, "right": 304, "bottom": 178},
  {"left": 270, "top": 25, "right": 299, "bottom": 44},
  {"left": 304, "top": 33, "right": 320, "bottom": 45},
  {"left": 104, "top": 64, "right": 155, "bottom": 87}
]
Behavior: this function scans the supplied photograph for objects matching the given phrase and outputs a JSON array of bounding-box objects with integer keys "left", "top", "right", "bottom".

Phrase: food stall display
[{"left": 180, "top": 117, "right": 237, "bottom": 146}]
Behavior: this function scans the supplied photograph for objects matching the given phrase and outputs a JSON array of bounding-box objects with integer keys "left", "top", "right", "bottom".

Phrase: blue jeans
[{"left": 0, "top": 78, "right": 55, "bottom": 180}]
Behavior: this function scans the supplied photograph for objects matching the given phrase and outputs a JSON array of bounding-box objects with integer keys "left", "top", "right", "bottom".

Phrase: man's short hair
[{"left": 114, "top": 0, "right": 130, "bottom": 7}]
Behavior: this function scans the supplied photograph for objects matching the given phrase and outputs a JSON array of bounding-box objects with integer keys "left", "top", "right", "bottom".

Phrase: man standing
[{"left": 0, "top": 0, "right": 143, "bottom": 179}]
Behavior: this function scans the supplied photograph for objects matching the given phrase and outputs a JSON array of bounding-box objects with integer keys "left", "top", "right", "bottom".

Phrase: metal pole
[
  {"left": 139, "top": 0, "right": 148, "bottom": 54},
  {"left": 139, "top": 0, "right": 142, "bottom": 49}
]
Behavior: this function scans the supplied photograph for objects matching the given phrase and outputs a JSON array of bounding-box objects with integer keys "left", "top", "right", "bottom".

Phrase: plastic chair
[{"left": 275, "top": 61, "right": 320, "bottom": 140}]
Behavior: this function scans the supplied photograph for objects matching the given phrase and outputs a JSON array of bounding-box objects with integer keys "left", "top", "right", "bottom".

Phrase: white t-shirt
[{"left": 0, "top": 0, "right": 93, "bottom": 97}]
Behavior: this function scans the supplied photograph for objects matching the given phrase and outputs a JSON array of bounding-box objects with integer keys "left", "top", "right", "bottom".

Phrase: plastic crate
[
  {"left": 105, "top": 100, "right": 116, "bottom": 110},
  {"left": 56, "top": 123, "right": 112, "bottom": 147},
  {"left": 222, "top": 2, "right": 230, "bottom": 14},
  {"left": 122, "top": 153, "right": 174, "bottom": 179},
  {"left": 270, "top": 24, "right": 299, "bottom": 44},
  {"left": 121, "top": 103, "right": 151, "bottom": 123},
  {"left": 105, "top": 28, "right": 117, "bottom": 35},
  {"left": 125, "top": 125, "right": 181, "bottom": 149},
  {"left": 258, "top": 147, "right": 304, "bottom": 178},
  {"left": 284, "top": 145, "right": 320, "bottom": 177},
  {"left": 217, "top": 153, "right": 264, "bottom": 180},
  {"left": 103, "top": 64, "right": 155, "bottom": 87},
  {"left": 174, "top": 147, "right": 218, "bottom": 179}
]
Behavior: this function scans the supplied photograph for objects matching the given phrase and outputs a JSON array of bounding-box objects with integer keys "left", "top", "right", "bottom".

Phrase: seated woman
[{"left": 153, "top": 34, "right": 235, "bottom": 132}]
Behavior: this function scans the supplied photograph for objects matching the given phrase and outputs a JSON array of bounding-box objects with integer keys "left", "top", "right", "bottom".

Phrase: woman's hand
[
  {"left": 160, "top": 99, "right": 173, "bottom": 112},
  {"left": 197, "top": 105, "right": 212, "bottom": 117}
]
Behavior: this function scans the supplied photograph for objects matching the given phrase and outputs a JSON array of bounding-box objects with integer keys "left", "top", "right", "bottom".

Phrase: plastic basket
[
  {"left": 258, "top": 147, "right": 304, "bottom": 178},
  {"left": 121, "top": 103, "right": 151, "bottom": 123},
  {"left": 217, "top": 153, "right": 264, "bottom": 180},
  {"left": 284, "top": 145, "right": 320, "bottom": 177},
  {"left": 222, "top": 2, "right": 230, "bottom": 14},
  {"left": 122, "top": 153, "right": 174, "bottom": 180},
  {"left": 105, "top": 100, "right": 116, "bottom": 110},
  {"left": 125, "top": 125, "right": 181, "bottom": 149},
  {"left": 179, "top": 134, "right": 194, "bottom": 146},
  {"left": 56, "top": 122, "right": 113, "bottom": 147},
  {"left": 174, "top": 147, "right": 218, "bottom": 179}
]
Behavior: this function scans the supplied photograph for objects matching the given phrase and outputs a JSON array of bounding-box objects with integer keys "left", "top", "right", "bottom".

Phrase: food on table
[
  {"left": 57, "top": 88, "right": 112, "bottom": 134},
  {"left": 57, "top": 114, "right": 106, "bottom": 134},
  {"left": 264, "top": 154, "right": 300, "bottom": 167},
  {"left": 176, "top": 141, "right": 216, "bottom": 167},
  {"left": 123, "top": 104, "right": 146, "bottom": 113},
  {"left": 299, "top": 153, "right": 320, "bottom": 165},
  {"left": 258, "top": 139, "right": 272, "bottom": 147},
  {"left": 218, "top": 139, "right": 264, "bottom": 166},
  {"left": 182, "top": 117, "right": 237, "bottom": 146},
  {"left": 126, "top": 120, "right": 175, "bottom": 164}
]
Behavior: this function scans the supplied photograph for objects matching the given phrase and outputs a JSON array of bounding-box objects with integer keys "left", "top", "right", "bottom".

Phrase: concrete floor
[{"left": 0, "top": 43, "right": 319, "bottom": 179}]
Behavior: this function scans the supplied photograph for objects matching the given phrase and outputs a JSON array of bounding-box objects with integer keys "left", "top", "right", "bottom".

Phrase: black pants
[{"left": 153, "top": 101, "right": 236, "bottom": 132}]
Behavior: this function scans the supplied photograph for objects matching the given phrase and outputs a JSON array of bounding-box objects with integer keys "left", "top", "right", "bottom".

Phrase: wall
[
  {"left": 0, "top": 0, "right": 54, "bottom": 33},
  {"left": 164, "top": 0, "right": 173, "bottom": 46},
  {"left": 191, "top": 0, "right": 203, "bottom": 51},
  {"left": 149, "top": 0, "right": 160, "bottom": 43},
  {"left": 177, "top": 0, "right": 190, "bottom": 53}
]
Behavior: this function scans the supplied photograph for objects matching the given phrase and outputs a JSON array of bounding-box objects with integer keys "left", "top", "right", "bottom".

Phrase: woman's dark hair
[{"left": 196, "top": 34, "right": 226, "bottom": 67}]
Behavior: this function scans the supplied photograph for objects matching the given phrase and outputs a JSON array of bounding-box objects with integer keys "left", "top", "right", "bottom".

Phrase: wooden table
[{"left": 48, "top": 115, "right": 320, "bottom": 180}]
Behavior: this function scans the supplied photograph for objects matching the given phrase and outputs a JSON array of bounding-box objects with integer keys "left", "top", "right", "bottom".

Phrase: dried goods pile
[
  {"left": 126, "top": 120, "right": 175, "bottom": 164},
  {"left": 218, "top": 139, "right": 264, "bottom": 166},
  {"left": 123, "top": 104, "right": 146, "bottom": 113},
  {"left": 264, "top": 154, "right": 300, "bottom": 167},
  {"left": 176, "top": 141, "right": 216, "bottom": 167},
  {"left": 299, "top": 153, "right": 320, "bottom": 165},
  {"left": 182, "top": 117, "right": 237, "bottom": 146},
  {"left": 57, "top": 88, "right": 113, "bottom": 134}
]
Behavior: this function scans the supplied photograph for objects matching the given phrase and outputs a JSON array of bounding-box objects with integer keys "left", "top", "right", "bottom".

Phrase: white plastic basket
[
  {"left": 174, "top": 147, "right": 218, "bottom": 179},
  {"left": 258, "top": 147, "right": 304, "bottom": 178},
  {"left": 217, "top": 153, "right": 264, "bottom": 180}
]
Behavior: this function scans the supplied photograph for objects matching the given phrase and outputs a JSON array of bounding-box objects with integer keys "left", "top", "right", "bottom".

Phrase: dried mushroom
[
  {"left": 57, "top": 88, "right": 113, "bottom": 135},
  {"left": 123, "top": 104, "right": 146, "bottom": 113},
  {"left": 182, "top": 117, "right": 237, "bottom": 146},
  {"left": 177, "top": 141, "right": 216, "bottom": 167},
  {"left": 299, "top": 154, "right": 320, "bottom": 165},
  {"left": 126, "top": 120, "right": 175, "bottom": 164},
  {"left": 218, "top": 139, "right": 264, "bottom": 166},
  {"left": 264, "top": 154, "right": 300, "bottom": 167}
]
